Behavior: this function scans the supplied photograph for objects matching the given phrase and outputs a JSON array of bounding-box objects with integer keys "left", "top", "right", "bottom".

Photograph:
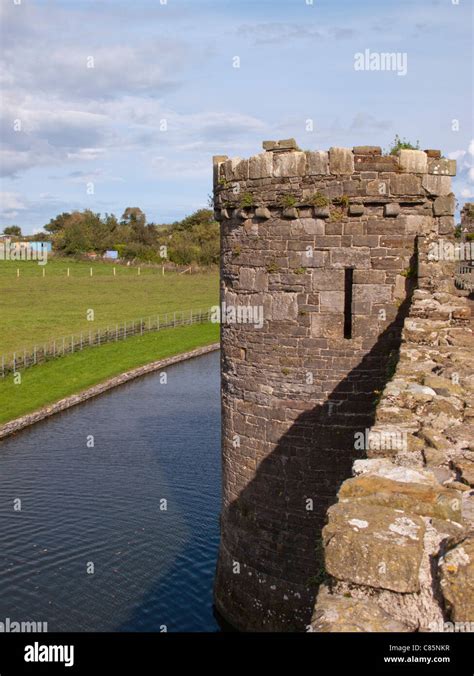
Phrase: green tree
[
  {"left": 3, "top": 225, "right": 22, "bottom": 237},
  {"left": 45, "top": 212, "right": 72, "bottom": 234}
]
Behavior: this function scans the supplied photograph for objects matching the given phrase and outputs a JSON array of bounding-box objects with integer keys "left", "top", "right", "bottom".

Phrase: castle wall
[
  {"left": 312, "top": 243, "right": 473, "bottom": 632},
  {"left": 213, "top": 141, "right": 457, "bottom": 631}
]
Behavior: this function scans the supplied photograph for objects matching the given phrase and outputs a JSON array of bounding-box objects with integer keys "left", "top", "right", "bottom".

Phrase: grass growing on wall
[
  {"left": 0, "top": 259, "right": 219, "bottom": 355},
  {"left": 0, "top": 322, "right": 219, "bottom": 425}
]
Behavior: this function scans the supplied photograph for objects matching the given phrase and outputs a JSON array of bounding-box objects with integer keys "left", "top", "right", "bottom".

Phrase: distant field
[
  {"left": 0, "top": 322, "right": 219, "bottom": 425},
  {"left": 0, "top": 258, "right": 219, "bottom": 355}
]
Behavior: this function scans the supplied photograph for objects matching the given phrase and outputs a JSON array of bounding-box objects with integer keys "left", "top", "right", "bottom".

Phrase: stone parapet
[{"left": 312, "top": 276, "right": 473, "bottom": 631}]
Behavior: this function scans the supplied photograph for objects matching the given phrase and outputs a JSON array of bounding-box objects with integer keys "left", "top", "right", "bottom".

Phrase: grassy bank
[
  {"left": 0, "top": 259, "right": 218, "bottom": 355},
  {"left": 0, "top": 322, "right": 219, "bottom": 425}
]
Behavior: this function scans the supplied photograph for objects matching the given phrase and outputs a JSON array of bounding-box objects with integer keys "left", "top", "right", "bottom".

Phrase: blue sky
[{"left": 0, "top": 0, "right": 472, "bottom": 234}]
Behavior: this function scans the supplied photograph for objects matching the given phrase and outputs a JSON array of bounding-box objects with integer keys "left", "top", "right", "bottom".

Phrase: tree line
[{"left": 2, "top": 208, "right": 219, "bottom": 266}]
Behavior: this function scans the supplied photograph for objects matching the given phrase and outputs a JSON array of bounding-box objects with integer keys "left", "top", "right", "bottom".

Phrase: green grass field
[
  {"left": 0, "top": 258, "right": 219, "bottom": 355},
  {"left": 0, "top": 322, "right": 219, "bottom": 424}
]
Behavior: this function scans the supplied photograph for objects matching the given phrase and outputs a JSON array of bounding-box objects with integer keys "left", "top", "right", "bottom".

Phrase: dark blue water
[{"left": 0, "top": 351, "right": 221, "bottom": 632}]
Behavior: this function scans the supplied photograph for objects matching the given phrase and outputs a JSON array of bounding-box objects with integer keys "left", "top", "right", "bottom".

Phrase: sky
[{"left": 0, "top": 0, "right": 473, "bottom": 234}]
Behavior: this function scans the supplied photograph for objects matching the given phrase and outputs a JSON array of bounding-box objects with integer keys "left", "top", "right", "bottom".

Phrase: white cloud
[{"left": 0, "top": 191, "right": 28, "bottom": 220}]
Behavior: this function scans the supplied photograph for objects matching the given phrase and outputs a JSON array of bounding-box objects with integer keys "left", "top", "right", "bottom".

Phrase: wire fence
[
  {"left": 1, "top": 307, "right": 214, "bottom": 378},
  {"left": 455, "top": 261, "right": 474, "bottom": 292}
]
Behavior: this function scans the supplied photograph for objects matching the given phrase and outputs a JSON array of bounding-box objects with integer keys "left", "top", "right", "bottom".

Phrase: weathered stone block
[
  {"left": 438, "top": 217, "right": 455, "bottom": 235},
  {"left": 329, "top": 147, "right": 354, "bottom": 175},
  {"left": 354, "top": 155, "right": 398, "bottom": 172},
  {"left": 422, "top": 174, "right": 451, "bottom": 196},
  {"left": 312, "top": 269, "right": 345, "bottom": 291},
  {"left": 320, "top": 290, "right": 345, "bottom": 313},
  {"left": 433, "top": 194, "right": 456, "bottom": 216},
  {"left": 313, "top": 206, "right": 330, "bottom": 218},
  {"left": 311, "top": 586, "right": 410, "bottom": 633},
  {"left": 353, "top": 269, "right": 385, "bottom": 284},
  {"left": 398, "top": 149, "right": 428, "bottom": 174},
  {"left": 269, "top": 292, "right": 298, "bottom": 321},
  {"left": 323, "top": 502, "right": 425, "bottom": 592},
  {"left": 331, "top": 247, "right": 371, "bottom": 269},
  {"left": 349, "top": 204, "right": 365, "bottom": 216},
  {"left": 291, "top": 250, "right": 326, "bottom": 268},
  {"left": 248, "top": 152, "right": 273, "bottom": 179},
  {"left": 352, "top": 146, "right": 382, "bottom": 156},
  {"left": 305, "top": 150, "right": 329, "bottom": 175},
  {"left": 353, "top": 284, "right": 392, "bottom": 305},
  {"left": 276, "top": 138, "right": 299, "bottom": 151},
  {"left": 213, "top": 155, "right": 228, "bottom": 184},
  {"left": 311, "top": 312, "right": 344, "bottom": 339},
  {"left": 255, "top": 207, "right": 271, "bottom": 219},
  {"left": 282, "top": 207, "right": 299, "bottom": 219},
  {"left": 398, "top": 215, "right": 434, "bottom": 234},
  {"left": 299, "top": 218, "right": 325, "bottom": 235},
  {"left": 262, "top": 140, "right": 278, "bottom": 150},
  {"left": 338, "top": 475, "right": 462, "bottom": 522},
  {"left": 428, "top": 158, "right": 456, "bottom": 176},
  {"left": 390, "top": 174, "right": 423, "bottom": 195},
  {"left": 384, "top": 203, "right": 401, "bottom": 217},
  {"left": 239, "top": 267, "right": 268, "bottom": 292},
  {"left": 439, "top": 537, "right": 474, "bottom": 622},
  {"left": 366, "top": 179, "right": 388, "bottom": 196},
  {"left": 273, "top": 151, "right": 306, "bottom": 177},
  {"left": 424, "top": 149, "right": 441, "bottom": 159}
]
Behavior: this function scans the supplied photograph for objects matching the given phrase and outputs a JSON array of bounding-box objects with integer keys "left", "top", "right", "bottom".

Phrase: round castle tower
[{"left": 213, "top": 140, "right": 456, "bottom": 631}]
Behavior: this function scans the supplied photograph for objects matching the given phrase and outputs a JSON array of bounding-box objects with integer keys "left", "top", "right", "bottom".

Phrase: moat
[{"left": 0, "top": 351, "right": 221, "bottom": 632}]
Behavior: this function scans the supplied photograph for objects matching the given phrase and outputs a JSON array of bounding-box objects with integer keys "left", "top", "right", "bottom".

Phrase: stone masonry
[
  {"left": 312, "top": 259, "right": 473, "bottom": 632},
  {"left": 213, "top": 140, "right": 461, "bottom": 631}
]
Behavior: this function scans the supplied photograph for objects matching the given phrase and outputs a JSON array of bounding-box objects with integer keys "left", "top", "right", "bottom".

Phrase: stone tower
[{"left": 213, "top": 141, "right": 456, "bottom": 631}]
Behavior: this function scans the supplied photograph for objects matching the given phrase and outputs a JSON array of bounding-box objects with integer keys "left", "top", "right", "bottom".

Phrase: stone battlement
[{"left": 213, "top": 141, "right": 456, "bottom": 223}]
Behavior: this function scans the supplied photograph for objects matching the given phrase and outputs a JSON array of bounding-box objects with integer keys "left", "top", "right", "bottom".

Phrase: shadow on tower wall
[{"left": 215, "top": 274, "right": 417, "bottom": 632}]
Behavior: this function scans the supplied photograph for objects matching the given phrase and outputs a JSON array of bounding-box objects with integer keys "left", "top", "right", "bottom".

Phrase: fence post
[
  {"left": 80, "top": 332, "right": 83, "bottom": 350},
  {"left": 90, "top": 267, "right": 93, "bottom": 277},
  {"left": 173, "top": 312, "right": 176, "bottom": 326},
  {"left": 116, "top": 324, "right": 118, "bottom": 341},
  {"left": 71, "top": 336, "right": 74, "bottom": 353},
  {"left": 13, "top": 352, "right": 16, "bottom": 372},
  {"left": 140, "top": 319, "right": 143, "bottom": 336},
  {"left": 53, "top": 341, "right": 56, "bottom": 357},
  {"left": 1, "top": 355, "right": 4, "bottom": 378}
]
